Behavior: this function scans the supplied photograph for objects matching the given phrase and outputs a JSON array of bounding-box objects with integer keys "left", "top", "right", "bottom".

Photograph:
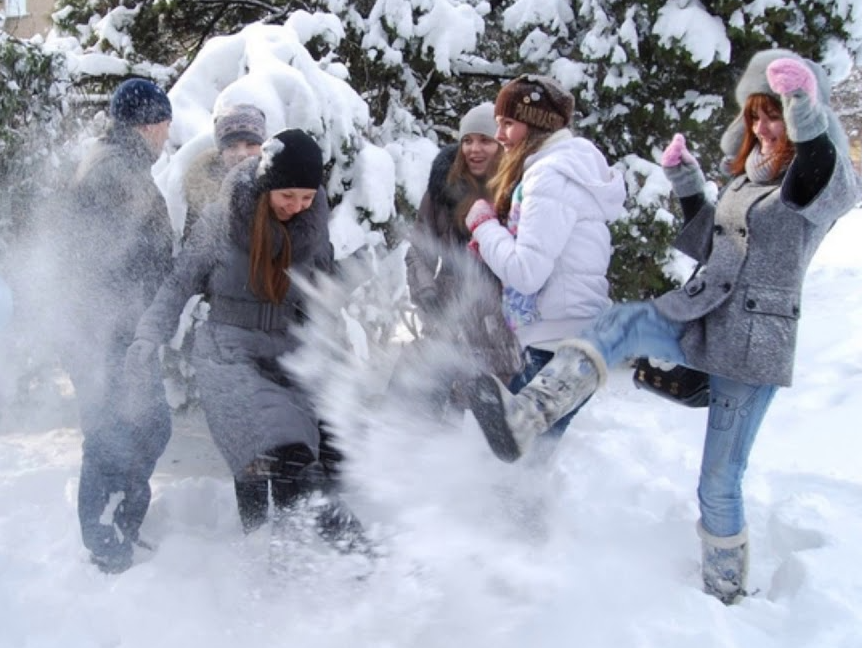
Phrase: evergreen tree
[{"left": 7, "top": 0, "right": 862, "bottom": 297}]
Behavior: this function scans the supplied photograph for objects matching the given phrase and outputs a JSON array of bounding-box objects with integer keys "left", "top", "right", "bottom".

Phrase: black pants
[{"left": 233, "top": 426, "right": 343, "bottom": 533}]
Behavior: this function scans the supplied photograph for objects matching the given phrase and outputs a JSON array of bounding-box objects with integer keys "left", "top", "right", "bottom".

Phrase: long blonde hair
[
  {"left": 488, "top": 127, "right": 552, "bottom": 220},
  {"left": 248, "top": 194, "right": 291, "bottom": 304},
  {"left": 728, "top": 93, "right": 795, "bottom": 178}
]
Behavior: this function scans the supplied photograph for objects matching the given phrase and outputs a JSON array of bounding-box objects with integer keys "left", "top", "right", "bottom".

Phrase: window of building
[{"left": 5, "top": 0, "right": 28, "bottom": 18}]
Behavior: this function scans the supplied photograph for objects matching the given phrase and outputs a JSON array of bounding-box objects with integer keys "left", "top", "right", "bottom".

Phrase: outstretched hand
[
  {"left": 766, "top": 58, "right": 818, "bottom": 103},
  {"left": 661, "top": 134, "right": 698, "bottom": 168}
]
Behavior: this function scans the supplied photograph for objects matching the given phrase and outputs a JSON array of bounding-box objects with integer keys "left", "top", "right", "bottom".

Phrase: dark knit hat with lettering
[
  {"left": 494, "top": 74, "right": 574, "bottom": 132},
  {"left": 110, "top": 78, "right": 172, "bottom": 126},
  {"left": 256, "top": 128, "right": 323, "bottom": 192},
  {"left": 214, "top": 104, "right": 267, "bottom": 151}
]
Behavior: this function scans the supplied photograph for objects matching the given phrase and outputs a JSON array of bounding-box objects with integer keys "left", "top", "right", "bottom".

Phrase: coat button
[
  {"left": 746, "top": 298, "right": 756, "bottom": 309},
  {"left": 722, "top": 282, "right": 732, "bottom": 293},
  {"left": 714, "top": 225, "right": 724, "bottom": 235},
  {"left": 738, "top": 228, "right": 747, "bottom": 237},
  {"left": 792, "top": 305, "right": 800, "bottom": 316}
]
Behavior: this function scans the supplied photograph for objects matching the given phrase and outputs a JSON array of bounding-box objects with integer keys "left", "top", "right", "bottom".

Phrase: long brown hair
[
  {"left": 728, "top": 93, "right": 796, "bottom": 178},
  {"left": 488, "top": 127, "right": 552, "bottom": 220},
  {"left": 448, "top": 140, "right": 503, "bottom": 234},
  {"left": 248, "top": 194, "right": 291, "bottom": 303}
]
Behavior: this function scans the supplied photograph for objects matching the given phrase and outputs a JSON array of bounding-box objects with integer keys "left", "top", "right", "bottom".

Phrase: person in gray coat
[
  {"left": 465, "top": 49, "right": 860, "bottom": 603},
  {"left": 58, "top": 78, "right": 174, "bottom": 574},
  {"left": 126, "top": 129, "right": 365, "bottom": 549}
]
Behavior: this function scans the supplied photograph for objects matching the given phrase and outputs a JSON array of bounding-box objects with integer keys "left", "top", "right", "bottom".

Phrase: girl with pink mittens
[{"left": 466, "top": 50, "right": 860, "bottom": 604}]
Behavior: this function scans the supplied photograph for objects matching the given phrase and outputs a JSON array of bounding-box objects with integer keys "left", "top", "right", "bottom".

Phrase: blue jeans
[
  {"left": 582, "top": 302, "right": 778, "bottom": 538},
  {"left": 65, "top": 337, "right": 171, "bottom": 566},
  {"left": 698, "top": 375, "right": 777, "bottom": 536}
]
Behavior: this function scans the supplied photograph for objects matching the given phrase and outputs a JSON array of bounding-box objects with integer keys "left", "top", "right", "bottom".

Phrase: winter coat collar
[
  {"left": 427, "top": 143, "right": 459, "bottom": 207},
  {"left": 105, "top": 125, "right": 160, "bottom": 168}
]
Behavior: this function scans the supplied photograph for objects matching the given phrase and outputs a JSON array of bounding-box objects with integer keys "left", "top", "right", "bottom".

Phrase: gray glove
[
  {"left": 661, "top": 134, "right": 706, "bottom": 197},
  {"left": 766, "top": 57, "right": 827, "bottom": 143}
]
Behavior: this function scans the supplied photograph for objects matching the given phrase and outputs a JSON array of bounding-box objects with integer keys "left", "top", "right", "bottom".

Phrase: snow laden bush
[
  {"left": 32, "top": 0, "right": 862, "bottom": 300},
  {"left": 0, "top": 34, "right": 69, "bottom": 251}
]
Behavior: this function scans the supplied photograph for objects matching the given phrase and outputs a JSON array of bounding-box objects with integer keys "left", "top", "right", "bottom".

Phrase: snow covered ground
[{"left": 1, "top": 209, "right": 861, "bottom": 648}]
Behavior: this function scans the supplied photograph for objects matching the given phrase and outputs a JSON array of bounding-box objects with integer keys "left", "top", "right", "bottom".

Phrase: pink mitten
[
  {"left": 766, "top": 58, "right": 818, "bottom": 103},
  {"left": 661, "top": 134, "right": 697, "bottom": 168},
  {"left": 465, "top": 199, "right": 498, "bottom": 233}
]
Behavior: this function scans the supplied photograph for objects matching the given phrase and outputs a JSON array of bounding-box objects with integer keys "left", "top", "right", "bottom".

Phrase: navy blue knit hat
[{"left": 110, "top": 79, "right": 172, "bottom": 126}]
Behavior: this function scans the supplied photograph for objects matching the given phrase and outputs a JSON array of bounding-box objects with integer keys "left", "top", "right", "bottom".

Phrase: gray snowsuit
[{"left": 134, "top": 157, "right": 334, "bottom": 475}]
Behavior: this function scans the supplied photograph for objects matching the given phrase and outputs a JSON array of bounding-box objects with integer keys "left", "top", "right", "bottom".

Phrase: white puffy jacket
[{"left": 472, "top": 129, "right": 626, "bottom": 349}]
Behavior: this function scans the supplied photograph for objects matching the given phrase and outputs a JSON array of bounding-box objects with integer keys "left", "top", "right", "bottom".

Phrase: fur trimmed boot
[
  {"left": 698, "top": 520, "right": 749, "bottom": 605},
  {"left": 467, "top": 340, "right": 607, "bottom": 462}
]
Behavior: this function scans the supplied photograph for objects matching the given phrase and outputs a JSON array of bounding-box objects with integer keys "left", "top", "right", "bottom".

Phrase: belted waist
[{"left": 208, "top": 296, "right": 295, "bottom": 332}]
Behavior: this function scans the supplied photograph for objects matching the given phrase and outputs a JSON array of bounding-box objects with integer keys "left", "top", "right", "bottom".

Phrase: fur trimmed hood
[
  {"left": 183, "top": 148, "right": 226, "bottom": 216},
  {"left": 427, "top": 143, "right": 459, "bottom": 207},
  {"left": 720, "top": 49, "right": 849, "bottom": 160}
]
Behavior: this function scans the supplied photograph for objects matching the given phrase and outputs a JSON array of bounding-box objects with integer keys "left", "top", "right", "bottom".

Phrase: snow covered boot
[
  {"left": 698, "top": 521, "right": 750, "bottom": 605},
  {"left": 467, "top": 339, "right": 607, "bottom": 462}
]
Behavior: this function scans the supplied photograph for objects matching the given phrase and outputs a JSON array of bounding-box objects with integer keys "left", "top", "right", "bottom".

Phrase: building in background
[
  {"left": 833, "top": 67, "right": 862, "bottom": 174},
  {"left": 2, "top": 0, "right": 53, "bottom": 38}
]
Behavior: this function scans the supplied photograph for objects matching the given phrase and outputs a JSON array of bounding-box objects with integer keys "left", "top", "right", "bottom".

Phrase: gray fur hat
[
  {"left": 720, "top": 48, "right": 848, "bottom": 160},
  {"left": 458, "top": 103, "right": 497, "bottom": 140}
]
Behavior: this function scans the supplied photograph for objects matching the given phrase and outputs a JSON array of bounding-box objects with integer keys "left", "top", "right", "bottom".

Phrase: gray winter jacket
[
  {"left": 654, "top": 145, "right": 859, "bottom": 387},
  {"left": 134, "top": 157, "right": 334, "bottom": 473},
  {"left": 61, "top": 126, "right": 174, "bottom": 351}
]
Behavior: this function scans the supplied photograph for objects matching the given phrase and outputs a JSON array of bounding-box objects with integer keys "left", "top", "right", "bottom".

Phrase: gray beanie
[
  {"left": 214, "top": 104, "right": 267, "bottom": 151},
  {"left": 458, "top": 103, "right": 497, "bottom": 140}
]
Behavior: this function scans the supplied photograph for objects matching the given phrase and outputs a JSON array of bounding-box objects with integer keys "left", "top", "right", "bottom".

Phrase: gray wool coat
[
  {"left": 134, "top": 157, "right": 334, "bottom": 474},
  {"left": 654, "top": 152, "right": 859, "bottom": 387}
]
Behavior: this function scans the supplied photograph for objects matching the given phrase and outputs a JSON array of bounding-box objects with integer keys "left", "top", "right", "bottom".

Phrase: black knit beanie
[
  {"left": 110, "top": 78, "right": 172, "bottom": 126},
  {"left": 256, "top": 129, "right": 323, "bottom": 191}
]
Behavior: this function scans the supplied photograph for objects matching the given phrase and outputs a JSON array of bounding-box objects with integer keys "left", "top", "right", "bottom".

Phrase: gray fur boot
[
  {"left": 698, "top": 520, "right": 749, "bottom": 605},
  {"left": 467, "top": 340, "right": 607, "bottom": 462}
]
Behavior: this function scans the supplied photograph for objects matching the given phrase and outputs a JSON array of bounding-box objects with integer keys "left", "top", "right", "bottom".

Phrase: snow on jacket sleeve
[{"left": 472, "top": 136, "right": 625, "bottom": 296}]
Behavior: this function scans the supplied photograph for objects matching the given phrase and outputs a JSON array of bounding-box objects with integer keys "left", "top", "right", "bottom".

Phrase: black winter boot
[
  {"left": 234, "top": 478, "right": 270, "bottom": 533},
  {"left": 268, "top": 445, "right": 374, "bottom": 557}
]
